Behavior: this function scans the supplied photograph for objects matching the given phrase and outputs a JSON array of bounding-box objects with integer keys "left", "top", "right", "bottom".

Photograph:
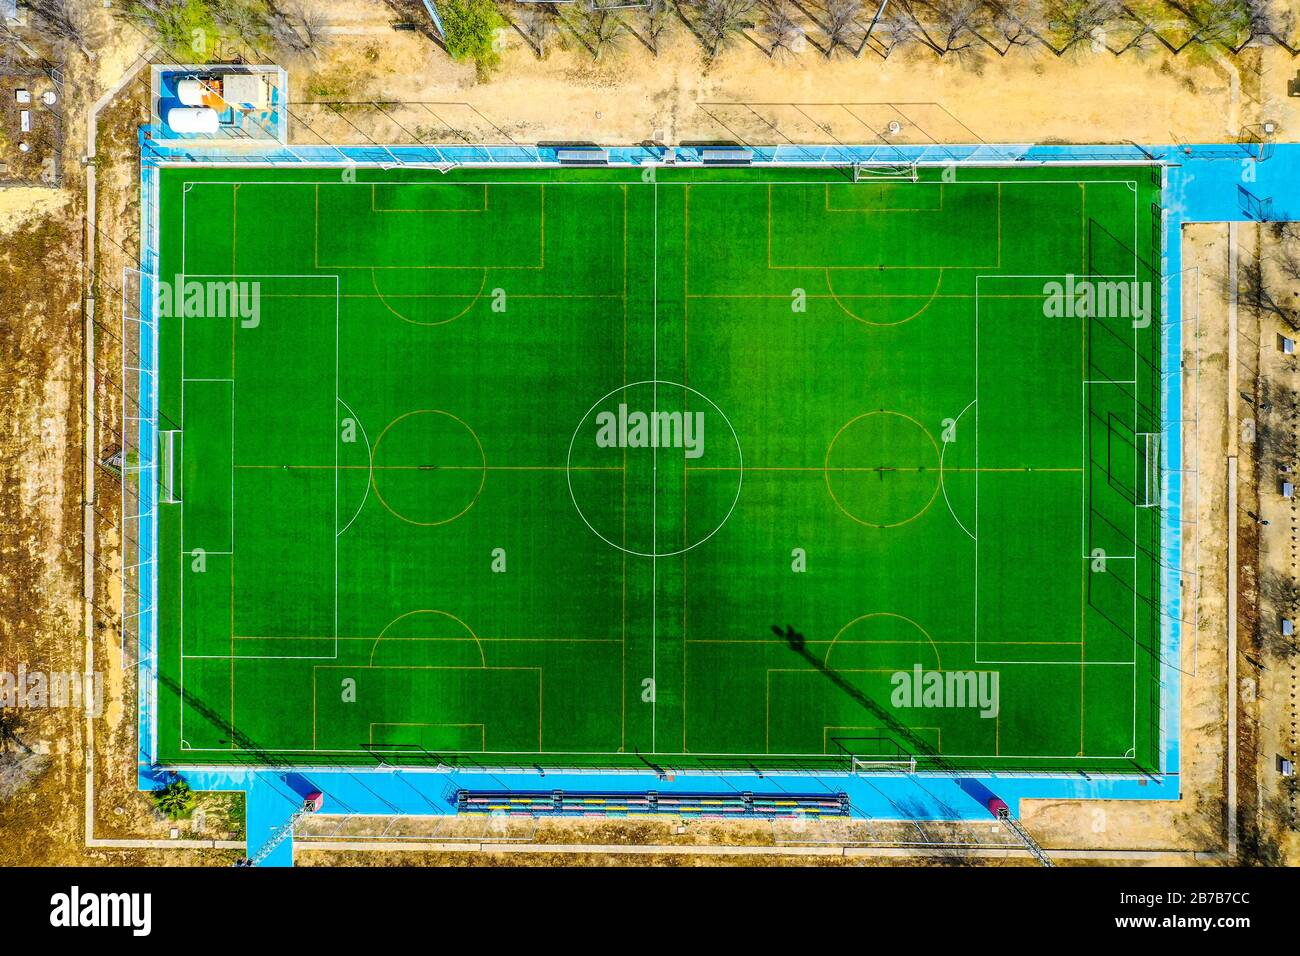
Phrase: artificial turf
[{"left": 152, "top": 163, "right": 1165, "bottom": 772}]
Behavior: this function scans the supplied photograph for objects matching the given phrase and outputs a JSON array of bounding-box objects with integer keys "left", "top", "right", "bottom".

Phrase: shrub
[
  {"left": 440, "top": 0, "right": 507, "bottom": 76},
  {"left": 153, "top": 776, "right": 197, "bottom": 821}
]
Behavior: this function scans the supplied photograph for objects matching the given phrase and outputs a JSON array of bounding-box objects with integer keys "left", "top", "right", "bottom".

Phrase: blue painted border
[{"left": 136, "top": 136, "right": 1283, "bottom": 864}]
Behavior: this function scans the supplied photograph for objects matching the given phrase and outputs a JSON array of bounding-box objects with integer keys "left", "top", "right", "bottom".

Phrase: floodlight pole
[{"left": 864, "top": 0, "right": 890, "bottom": 45}]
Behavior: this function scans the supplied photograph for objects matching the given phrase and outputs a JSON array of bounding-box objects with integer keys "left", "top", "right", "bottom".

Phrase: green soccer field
[{"left": 152, "top": 163, "right": 1164, "bottom": 773}]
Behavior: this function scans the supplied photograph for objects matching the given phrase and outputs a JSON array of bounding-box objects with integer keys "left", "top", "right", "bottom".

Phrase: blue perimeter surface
[{"left": 133, "top": 137, "right": 1287, "bottom": 865}]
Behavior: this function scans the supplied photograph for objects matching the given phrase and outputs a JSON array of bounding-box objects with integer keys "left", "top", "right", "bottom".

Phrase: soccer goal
[
  {"left": 853, "top": 162, "right": 919, "bottom": 183},
  {"left": 1138, "top": 432, "right": 1161, "bottom": 509},
  {"left": 851, "top": 756, "right": 918, "bottom": 774},
  {"left": 158, "top": 429, "right": 180, "bottom": 504}
]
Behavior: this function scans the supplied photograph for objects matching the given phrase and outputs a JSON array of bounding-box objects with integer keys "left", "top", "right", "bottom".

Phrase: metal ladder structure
[
  {"left": 996, "top": 808, "right": 1055, "bottom": 868},
  {"left": 237, "top": 794, "right": 323, "bottom": 867},
  {"left": 156, "top": 662, "right": 335, "bottom": 868}
]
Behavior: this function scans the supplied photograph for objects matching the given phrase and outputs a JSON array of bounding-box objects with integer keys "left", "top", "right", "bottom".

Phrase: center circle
[
  {"left": 567, "top": 381, "right": 743, "bottom": 557},
  {"left": 824, "top": 410, "right": 941, "bottom": 528},
  {"left": 370, "top": 410, "right": 486, "bottom": 527}
]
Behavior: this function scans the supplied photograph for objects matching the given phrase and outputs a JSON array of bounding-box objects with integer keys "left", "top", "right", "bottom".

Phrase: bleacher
[{"left": 455, "top": 789, "right": 849, "bottom": 818}]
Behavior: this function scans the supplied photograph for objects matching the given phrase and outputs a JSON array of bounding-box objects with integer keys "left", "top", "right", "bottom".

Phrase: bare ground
[
  {"left": 0, "top": 199, "right": 86, "bottom": 866},
  {"left": 1237, "top": 222, "right": 1300, "bottom": 865}
]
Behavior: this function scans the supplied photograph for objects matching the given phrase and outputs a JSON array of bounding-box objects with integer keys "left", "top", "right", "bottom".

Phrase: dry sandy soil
[
  {"left": 1238, "top": 222, "right": 1300, "bottom": 865},
  {"left": 288, "top": 0, "right": 1299, "bottom": 150},
  {"left": 1, "top": 0, "right": 1297, "bottom": 866}
]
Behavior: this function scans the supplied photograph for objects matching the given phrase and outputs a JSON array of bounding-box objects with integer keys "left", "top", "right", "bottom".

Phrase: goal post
[
  {"left": 851, "top": 755, "right": 918, "bottom": 774},
  {"left": 853, "top": 162, "right": 919, "bottom": 183},
  {"left": 158, "top": 429, "right": 180, "bottom": 504},
  {"left": 1138, "top": 432, "right": 1161, "bottom": 509}
]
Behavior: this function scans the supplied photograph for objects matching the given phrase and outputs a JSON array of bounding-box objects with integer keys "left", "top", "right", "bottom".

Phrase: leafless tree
[
  {"left": 823, "top": 0, "right": 862, "bottom": 56},
  {"left": 1278, "top": 774, "right": 1300, "bottom": 833},
  {"left": 268, "top": 2, "right": 332, "bottom": 61},
  {"left": 1269, "top": 221, "right": 1300, "bottom": 244},
  {"left": 638, "top": 0, "right": 673, "bottom": 54},
  {"left": 686, "top": 0, "right": 757, "bottom": 59},
  {"left": 1269, "top": 221, "right": 1300, "bottom": 284},
  {"left": 872, "top": 1, "right": 924, "bottom": 56},
  {"left": 1238, "top": 256, "right": 1300, "bottom": 332},
  {"left": 25, "top": 0, "right": 93, "bottom": 56},
  {"left": 757, "top": 0, "right": 802, "bottom": 57},
  {"left": 1102, "top": 13, "right": 1164, "bottom": 54},
  {"left": 1040, "top": 0, "right": 1117, "bottom": 56},
  {"left": 1239, "top": 814, "right": 1285, "bottom": 866},
  {"left": 213, "top": 1, "right": 273, "bottom": 47},
  {"left": 980, "top": 0, "right": 1037, "bottom": 55},
  {"left": 519, "top": 2, "right": 561, "bottom": 57},
  {"left": 1173, "top": 0, "right": 1285, "bottom": 55},
  {"left": 0, "top": 709, "right": 29, "bottom": 755},
  {"left": 1255, "top": 373, "right": 1300, "bottom": 472},
  {"left": 0, "top": 24, "right": 27, "bottom": 67},
  {"left": 1259, "top": 567, "right": 1300, "bottom": 620},
  {"left": 577, "top": 0, "right": 629, "bottom": 59},
  {"left": 0, "top": 37, "right": 19, "bottom": 71},
  {"left": 1256, "top": 418, "right": 1299, "bottom": 476},
  {"left": 0, "top": 752, "right": 46, "bottom": 801},
  {"left": 895, "top": 0, "right": 987, "bottom": 66}
]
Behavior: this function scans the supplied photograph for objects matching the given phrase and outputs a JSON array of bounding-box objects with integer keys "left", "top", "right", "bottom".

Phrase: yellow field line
[
  {"left": 235, "top": 463, "right": 623, "bottom": 471},
  {"left": 684, "top": 183, "right": 691, "bottom": 753},
  {"left": 823, "top": 725, "right": 943, "bottom": 755},
  {"left": 314, "top": 183, "right": 545, "bottom": 269},
  {"left": 370, "top": 266, "right": 486, "bottom": 326},
  {"left": 370, "top": 722, "right": 487, "bottom": 751},
  {"left": 823, "top": 181, "right": 946, "bottom": 213},
  {"left": 236, "top": 635, "right": 622, "bottom": 643},
  {"left": 369, "top": 181, "right": 489, "bottom": 212},
  {"left": 683, "top": 293, "right": 1051, "bottom": 300},
  {"left": 621, "top": 183, "right": 628, "bottom": 752},
  {"left": 252, "top": 293, "right": 622, "bottom": 299},
  {"left": 683, "top": 466, "right": 1082, "bottom": 473},
  {"left": 689, "top": 638, "right": 1082, "bottom": 646}
]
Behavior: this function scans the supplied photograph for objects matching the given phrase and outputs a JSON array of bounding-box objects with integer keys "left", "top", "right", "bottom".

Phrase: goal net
[
  {"left": 851, "top": 756, "right": 918, "bottom": 774},
  {"left": 853, "top": 162, "right": 919, "bottom": 183}
]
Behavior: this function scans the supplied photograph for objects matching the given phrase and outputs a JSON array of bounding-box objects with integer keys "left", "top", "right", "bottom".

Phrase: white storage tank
[
  {"left": 166, "top": 107, "right": 220, "bottom": 135},
  {"left": 175, "top": 78, "right": 208, "bottom": 107}
]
